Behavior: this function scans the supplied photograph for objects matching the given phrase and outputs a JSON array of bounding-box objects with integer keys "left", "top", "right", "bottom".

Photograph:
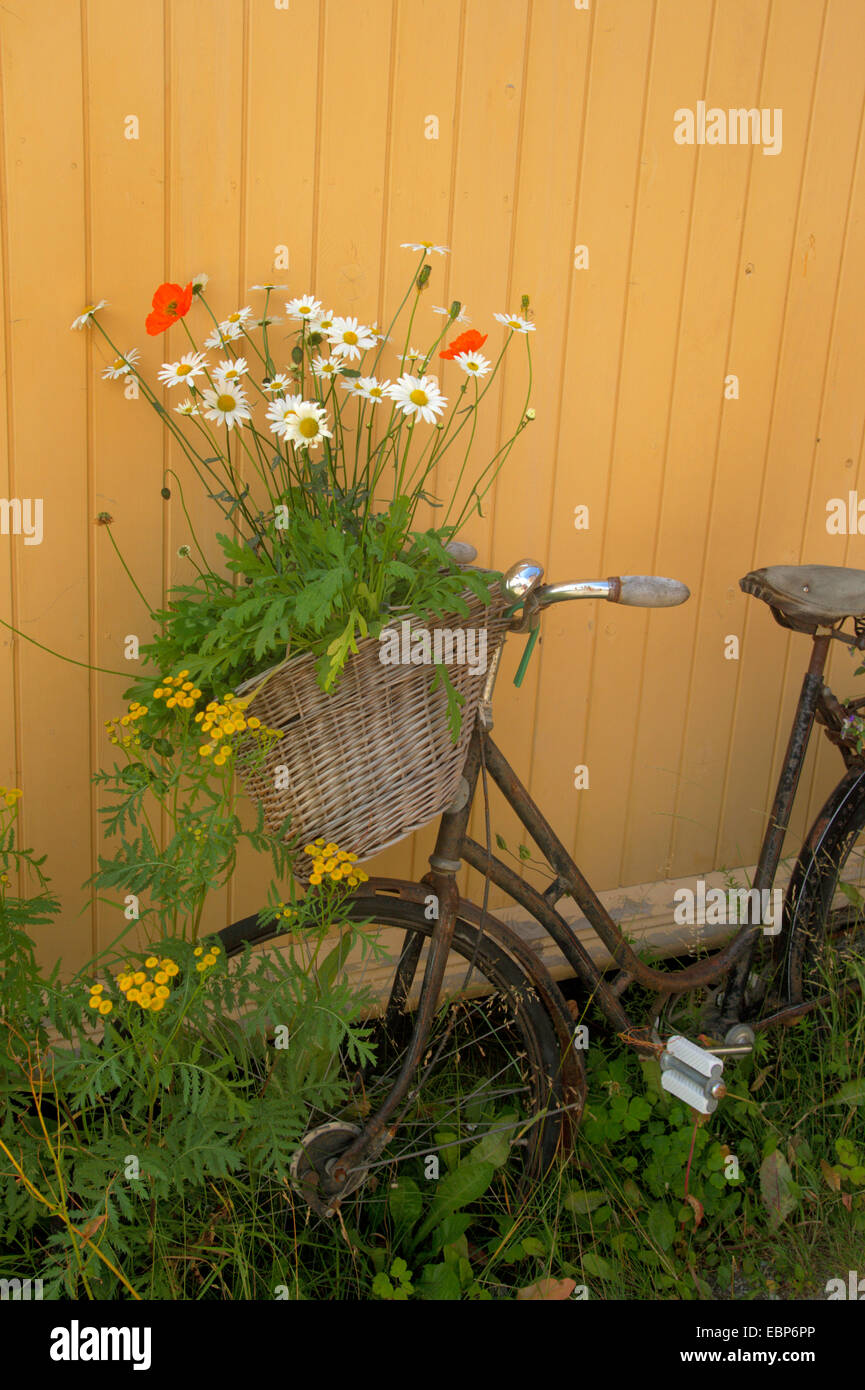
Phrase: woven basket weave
[{"left": 234, "top": 582, "right": 511, "bottom": 874}]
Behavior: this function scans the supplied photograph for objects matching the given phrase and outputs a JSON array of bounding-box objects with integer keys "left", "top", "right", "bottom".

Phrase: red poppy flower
[
  {"left": 145, "top": 281, "right": 194, "bottom": 336},
  {"left": 439, "top": 328, "right": 488, "bottom": 360}
]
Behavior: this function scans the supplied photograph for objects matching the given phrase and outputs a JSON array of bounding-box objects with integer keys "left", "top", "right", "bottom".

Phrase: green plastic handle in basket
[{"left": 504, "top": 600, "right": 541, "bottom": 688}]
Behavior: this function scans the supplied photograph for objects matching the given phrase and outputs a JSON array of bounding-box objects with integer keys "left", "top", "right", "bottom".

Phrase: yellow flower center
[
  {"left": 299, "top": 416, "right": 319, "bottom": 438},
  {"left": 467, "top": 362, "right": 479, "bottom": 371},
  {"left": 342, "top": 331, "right": 358, "bottom": 345},
  {"left": 409, "top": 389, "right": 429, "bottom": 407},
  {"left": 177, "top": 363, "right": 191, "bottom": 375},
  {"left": 113, "top": 358, "right": 125, "bottom": 370},
  {"left": 216, "top": 393, "right": 236, "bottom": 412},
  {"left": 228, "top": 312, "right": 242, "bottom": 322}
]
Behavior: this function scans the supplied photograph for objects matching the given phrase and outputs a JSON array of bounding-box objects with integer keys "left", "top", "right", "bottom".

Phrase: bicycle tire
[
  {"left": 216, "top": 890, "right": 568, "bottom": 1208},
  {"left": 781, "top": 766, "right": 865, "bottom": 1004}
]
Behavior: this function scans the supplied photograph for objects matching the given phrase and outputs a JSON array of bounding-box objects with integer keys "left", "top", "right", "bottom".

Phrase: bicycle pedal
[{"left": 659, "top": 1035, "right": 726, "bottom": 1115}]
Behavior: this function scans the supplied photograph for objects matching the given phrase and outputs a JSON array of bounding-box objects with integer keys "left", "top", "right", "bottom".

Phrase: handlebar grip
[{"left": 607, "top": 575, "right": 690, "bottom": 608}]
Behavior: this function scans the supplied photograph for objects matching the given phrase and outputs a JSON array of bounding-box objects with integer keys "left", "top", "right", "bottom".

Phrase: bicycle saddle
[{"left": 740, "top": 564, "right": 865, "bottom": 632}]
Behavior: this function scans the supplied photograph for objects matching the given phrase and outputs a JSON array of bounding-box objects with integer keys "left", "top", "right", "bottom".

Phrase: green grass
[{"left": 4, "top": 951, "right": 863, "bottom": 1300}]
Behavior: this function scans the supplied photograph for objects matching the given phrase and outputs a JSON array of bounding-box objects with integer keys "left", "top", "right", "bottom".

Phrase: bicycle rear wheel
[
  {"left": 780, "top": 767, "right": 865, "bottom": 1006},
  {"left": 217, "top": 889, "right": 572, "bottom": 1215}
]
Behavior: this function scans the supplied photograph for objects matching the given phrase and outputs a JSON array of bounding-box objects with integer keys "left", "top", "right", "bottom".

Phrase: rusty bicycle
[{"left": 218, "top": 558, "right": 865, "bottom": 1216}]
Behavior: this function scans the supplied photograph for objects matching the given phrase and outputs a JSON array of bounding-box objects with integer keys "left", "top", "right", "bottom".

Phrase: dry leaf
[
  {"left": 820, "top": 1159, "right": 841, "bottom": 1192},
  {"left": 760, "top": 1150, "right": 796, "bottom": 1228},
  {"left": 77, "top": 1213, "right": 107, "bottom": 1244},
  {"left": 517, "top": 1277, "right": 577, "bottom": 1301},
  {"left": 685, "top": 1193, "right": 704, "bottom": 1228}
]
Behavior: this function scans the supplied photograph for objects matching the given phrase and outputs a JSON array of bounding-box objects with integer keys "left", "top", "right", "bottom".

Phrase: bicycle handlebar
[{"left": 534, "top": 575, "right": 690, "bottom": 609}]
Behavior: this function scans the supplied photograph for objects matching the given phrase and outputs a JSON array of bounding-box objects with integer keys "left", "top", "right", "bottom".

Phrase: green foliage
[
  {"left": 127, "top": 510, "right": 499, "bottom": 722},
  {"left": 0, "top": 926, "right": 377, "bottom": 1299},
  {"left": 0, "top": 792, "right": 61, "bottom": 1029},
  {"left": 371, "top": 1258, "right": 414, "bottom": 1301}
]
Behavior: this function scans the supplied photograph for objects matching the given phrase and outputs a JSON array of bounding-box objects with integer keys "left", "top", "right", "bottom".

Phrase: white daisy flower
[
  {"left": 174, "top": 399, "right": 199, "bottom": 416},
  {"left": 310, "top": 309, "right": 337, "bottom": 335},
  {"left": 262, "top": 372, "right": 293, "bottom": 395},
  {"left": 400, "top": 241, "right": 450, "bottom": 255},
  {"left": 250, "top": 283, "right": 288, "bottom": 291},
  {"left": 204, "top": 323, "right": 242, "bottom": 349},
  {"left": 386, "top": 374, "right": 447, "bottom": 424},
  {"left": 327, "top": 316, "right": 377, "bottom": 362},
  {"left": 70, "top": 300, "right": 108, "bottom": 330},
  {"left": 191, "top": 272, "right": 209, "bottom": 294},
  {"left": 370, "top": 320, "right": 392, "bottom": 343},
  {"left": 101, "top": 347, "right": 141, "bottom": 380},
  {"left": 285, "top": 401, "right": 333, "bottom": 451},
  {"left": 201, "top": 385, "right": 252, "bottom": 430},
  {"left": 219, "top": 307, "right": 253, "bottom": 332},
  {"left": 452, "top": 350, "right": 492, "bottom": 379},
  {"left": 432, "top": 304, "right": 471, "bottom": 324},
  {"left": 285, "top": 295, "right": 323, "bottom": 323},
  {"left": 494, "top": 311, "right": 536, "bottom": 333},
  {"left": 213, "top": 356, "right": 249, "bottom": 384},
  {"left": 157, "top": 352, "right": 208, "bottom": 389},
  {"left": 311, "top": 356, "right": 342, "bottom": 380},
  {"left": 345, "top": 376, "right": 390, "bottom": 404},
  {"left": 266, "top": 395, "right": 304, "bottom": 439}
]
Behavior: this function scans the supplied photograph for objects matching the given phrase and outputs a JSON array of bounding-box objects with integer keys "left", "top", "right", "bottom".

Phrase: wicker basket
[{"left": 234, "top": 582, "right": 512, "bottom": 873}]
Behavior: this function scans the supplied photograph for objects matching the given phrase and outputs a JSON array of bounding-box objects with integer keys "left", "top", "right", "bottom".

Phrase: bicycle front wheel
[{"left": 217, "top": 888, "right": 572, "bottom": 1214}]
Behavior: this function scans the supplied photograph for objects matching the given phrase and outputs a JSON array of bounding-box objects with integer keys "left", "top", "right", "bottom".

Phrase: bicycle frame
[{"left": 334, "top": 625, "right": 857, "bottom": 1182}]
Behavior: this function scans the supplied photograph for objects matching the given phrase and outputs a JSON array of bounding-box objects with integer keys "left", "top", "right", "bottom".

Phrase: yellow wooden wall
[{"left": 3, "top": 0, "right": 865, "bottom": 973}]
